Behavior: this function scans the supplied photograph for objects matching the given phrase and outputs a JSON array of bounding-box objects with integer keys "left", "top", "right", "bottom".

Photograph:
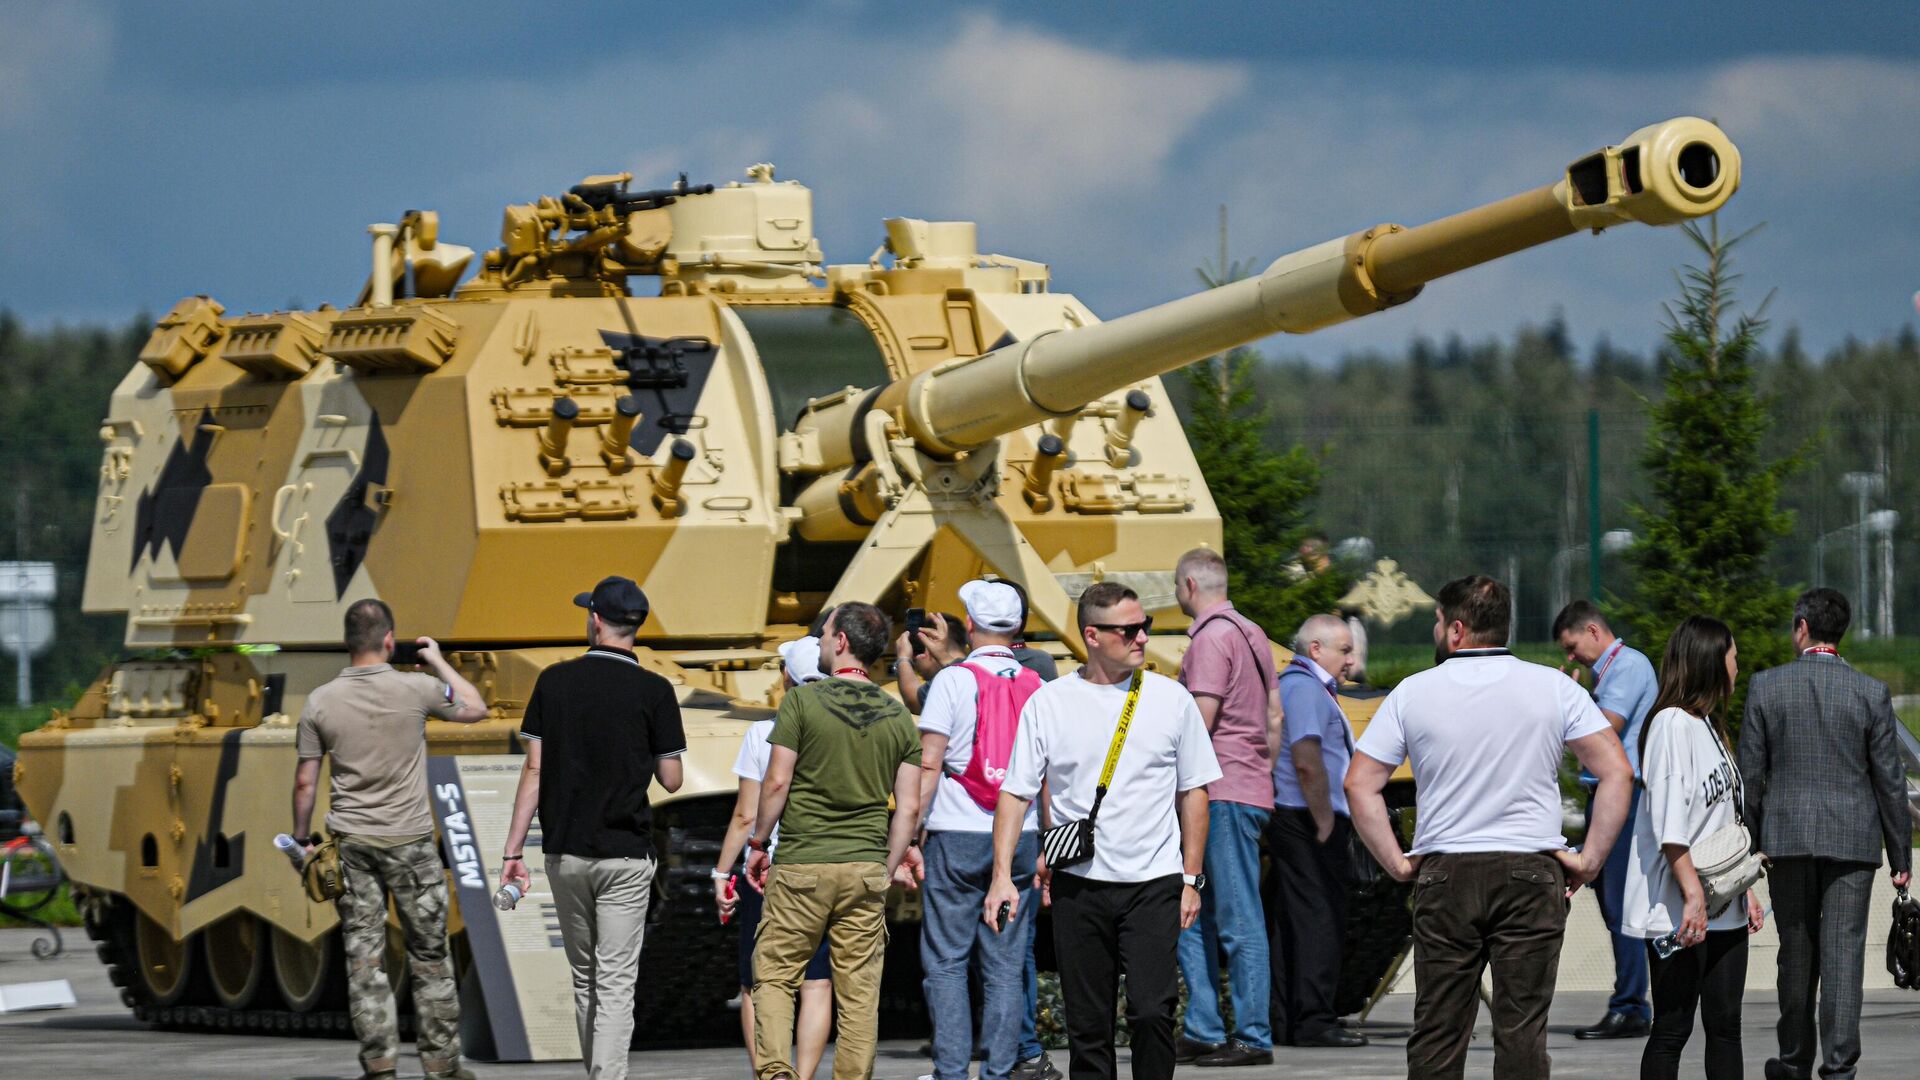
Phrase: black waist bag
[{"left": 1889, "top": 886, "right": 1920, "bottom": 990}]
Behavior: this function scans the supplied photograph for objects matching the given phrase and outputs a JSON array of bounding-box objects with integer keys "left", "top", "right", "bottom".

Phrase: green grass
[
  {"left": 4, "top": 705, "right": 83, "bottom": 929},
  {"left": 1, "top": 705, "right": 54, "bottom": 752},
  {"left": 1899, "top": 704, "right": 1919, "bottom": 743},
  {"left": 1365, "top": 641, "right": 1567, "bottom": 689},
  {"left": 1848, "top": 637, "right": 1920, "bottom": 697},
  {"left": 0, "top": 882, "right": 82, "bottom": 929}
]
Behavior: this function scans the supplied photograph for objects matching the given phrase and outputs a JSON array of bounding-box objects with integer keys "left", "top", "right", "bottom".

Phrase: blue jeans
[
  {"left": 1587, "top": 788, "right": 1650, "bottom": 1020},
  {"left": 923, "top": 830, "right": 1038, "bottom": 1080},
  {"left": 1176, "top": 801, "right": 1272, "bottom": 1049},
  {"left": 1020, "top": 915, "right": 1043, "bottom": 1060}
]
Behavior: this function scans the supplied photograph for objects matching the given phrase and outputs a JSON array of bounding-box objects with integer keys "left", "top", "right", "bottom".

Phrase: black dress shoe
[
  {"left": 1174, "top": 1036, "right": 1223, "bottom": 1063},
  {"left": 1572, "top": 1012, "right": 1650, "bottom": 1039},
  {"left": 1194, "top": 1040, "right": 1275, "bottom": 1067},
  {"left": 1294, "top": 1028, "right": 1369, "bottom": 1048}
]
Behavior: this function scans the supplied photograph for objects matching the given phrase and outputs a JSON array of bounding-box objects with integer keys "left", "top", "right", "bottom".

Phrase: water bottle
[
  {"left": 273, "top": 833, "right": 306, "bottom": 869},
  {"left": 493, "top": 883, "right": 523, "bottom": 911}
]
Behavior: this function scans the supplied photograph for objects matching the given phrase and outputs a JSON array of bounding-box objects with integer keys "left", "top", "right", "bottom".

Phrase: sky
[{"left": 3, "top": 1, "right": 1916, "bottom": 365}]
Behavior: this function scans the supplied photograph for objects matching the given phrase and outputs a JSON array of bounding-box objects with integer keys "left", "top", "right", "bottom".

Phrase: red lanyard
[
  {"left": 971, "top": 648, "right": 1017, "bottom": 662},
  {"left": 1803, "top": 646, "right": 1838, "bottom": 658},
  {"left": 833, "top": 667, "right": 872, "bottom": 680},
  {"left": 1592, "top": 640, "right": 1625, "bottom": 688}
]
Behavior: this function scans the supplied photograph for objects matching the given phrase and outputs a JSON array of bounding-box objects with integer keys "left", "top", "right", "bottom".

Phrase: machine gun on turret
[{"left": 567, "top": 172, "right": 715, "bottom": 215}]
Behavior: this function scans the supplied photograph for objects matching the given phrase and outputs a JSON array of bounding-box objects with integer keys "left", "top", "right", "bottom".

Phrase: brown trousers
[
  {"left": 751, "top": 861, "right": 890, "bottom": 1080},
  {"left": 1408, "top": 851, "right": 1568, "bottom": 1080}
]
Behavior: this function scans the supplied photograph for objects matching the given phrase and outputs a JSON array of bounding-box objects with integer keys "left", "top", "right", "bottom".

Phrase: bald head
[{"left": 1295, "top": 613, "right": 1354, "bottom": 680}]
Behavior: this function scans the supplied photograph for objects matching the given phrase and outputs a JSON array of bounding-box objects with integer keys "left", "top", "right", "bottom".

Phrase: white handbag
[{"left": 1692, "top": 726, "right": 1765, "bottom": 917}]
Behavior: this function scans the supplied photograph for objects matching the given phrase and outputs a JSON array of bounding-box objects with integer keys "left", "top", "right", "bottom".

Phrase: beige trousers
[
  {"left": 547, "top": 853, "right": 656, "bottom": 1080},
  {"left": 751, "top": 861, "right": 890, "bottom": 1080}
]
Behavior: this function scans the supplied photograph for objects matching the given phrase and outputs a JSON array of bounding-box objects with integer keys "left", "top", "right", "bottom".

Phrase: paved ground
[{"left": 6, "top": 929, "right": 1920, "bottom": 1078}]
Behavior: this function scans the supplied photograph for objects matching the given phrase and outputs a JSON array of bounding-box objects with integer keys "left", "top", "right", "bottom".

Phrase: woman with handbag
[{"left": 1622, "top": 616, "right": 1767, "bottom": 1080}]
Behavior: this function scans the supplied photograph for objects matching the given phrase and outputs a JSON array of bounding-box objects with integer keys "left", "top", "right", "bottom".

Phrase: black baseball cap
[{"left": 573, "top": 575, "right": 650, "bottom": 625}]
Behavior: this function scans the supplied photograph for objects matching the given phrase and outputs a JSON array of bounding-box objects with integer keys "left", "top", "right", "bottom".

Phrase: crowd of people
[{"left": 287, "top": 564, "right": 1913, "bottom": 1080}]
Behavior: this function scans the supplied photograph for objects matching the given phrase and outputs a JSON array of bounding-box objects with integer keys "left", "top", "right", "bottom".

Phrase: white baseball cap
[
  {"left": 778, "top": 636, "right": 825, "bottom": 684},
  {"left": 959, "top": 579, "right": 1024, "bottom": 633}
]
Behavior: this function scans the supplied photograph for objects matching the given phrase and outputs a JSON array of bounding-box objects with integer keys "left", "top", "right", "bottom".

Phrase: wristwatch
[{"left": 1182, "top": 873, "right": 1206, "bottom": 890}]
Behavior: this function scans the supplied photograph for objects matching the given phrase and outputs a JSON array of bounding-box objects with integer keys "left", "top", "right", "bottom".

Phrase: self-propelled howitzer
[{"left": 16, "top": 118, "right": 1738, "bottom": 1052}]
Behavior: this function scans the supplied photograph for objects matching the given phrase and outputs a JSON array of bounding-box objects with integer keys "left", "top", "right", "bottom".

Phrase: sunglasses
[{"left": 1087, "top": 617, "right": 1153, "bottom": 639}]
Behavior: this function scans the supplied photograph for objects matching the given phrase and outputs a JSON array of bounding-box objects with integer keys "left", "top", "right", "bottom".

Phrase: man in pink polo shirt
[{"left": 1171, "top": 547, "right": 1280, "bottom": 1067}]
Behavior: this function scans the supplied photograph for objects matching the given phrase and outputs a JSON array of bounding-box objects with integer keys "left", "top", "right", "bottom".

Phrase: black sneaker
[
  {"left": 1174, "top": 1036, "right": 1224, "bottom": 1063},
  {"left": 1195, "top": 1040, "right": 1275, "bottom": 1067},
  {"left": 1011, "top": 1051, "right": 1064, "bottom": 1080}
]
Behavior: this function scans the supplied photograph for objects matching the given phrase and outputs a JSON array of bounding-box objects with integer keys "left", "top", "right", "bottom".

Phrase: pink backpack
[{"left": 950, "top": 662, "right": 1045, "bottom": 812}]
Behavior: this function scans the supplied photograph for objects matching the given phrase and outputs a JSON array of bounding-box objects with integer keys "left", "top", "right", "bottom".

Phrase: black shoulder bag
[{"left": 1041, "top": 669, "right": 1143, "bottom": 871}]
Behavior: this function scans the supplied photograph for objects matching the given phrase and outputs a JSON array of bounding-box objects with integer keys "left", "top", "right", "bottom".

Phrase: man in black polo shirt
[{"left": 502, "top": 577, "right": 686, "bottom": 1080}]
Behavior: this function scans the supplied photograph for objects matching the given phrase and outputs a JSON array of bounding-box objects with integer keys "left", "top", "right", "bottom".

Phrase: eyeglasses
[{"left": 1088, "top": 617, "right": 1153, "bottom": 639}]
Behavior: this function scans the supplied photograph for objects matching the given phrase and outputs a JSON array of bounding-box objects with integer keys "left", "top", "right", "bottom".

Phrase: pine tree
[
  {"left": 1183, "top": 261, "right": 1347, "bottom": 637},
  {"left": 1621, "top": 219, "right": 1799, "bottom": 735}
]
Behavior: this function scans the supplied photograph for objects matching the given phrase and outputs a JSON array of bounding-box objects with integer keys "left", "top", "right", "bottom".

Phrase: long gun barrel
[{"left": 828, "top": 117, "right": 1736, "bottom": 457}]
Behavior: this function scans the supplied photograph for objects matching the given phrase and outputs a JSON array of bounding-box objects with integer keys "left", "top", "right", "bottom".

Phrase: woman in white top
[
  {"left": 1622, "top": 616, "right": 1765, "bottom": 1080},
  {"left": 712, "top": 638, "right": 834, "bottom": 1080}
]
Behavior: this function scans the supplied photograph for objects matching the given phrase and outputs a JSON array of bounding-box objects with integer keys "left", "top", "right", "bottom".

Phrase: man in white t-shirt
[
  {"left": 1345, "top": 574, "right": 1633, "bottom": 1080},
  {"left": 987, "top": 582, "right": 1221, "bottom": 1080},
  {"left": 916, "top": 580, "right": 1048, "bottom": 1080}
]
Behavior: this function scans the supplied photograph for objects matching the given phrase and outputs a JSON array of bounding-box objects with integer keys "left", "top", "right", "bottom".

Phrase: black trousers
[
  {"left": 1408, "top": 851, "right": 1567, "bottom": 1080},
  {"left": 1267, "top": 807, "right": 1351, "bottom": 1043},
  {"left": 1050, "top": 872, "right": 1182, "bottom": 1080},
  {"left": 1643, "top": 928, "right": 1748, "bottom": 1080},
  {"left": 1766, "top": 857, "right": 1876, "bottom": 1080}
]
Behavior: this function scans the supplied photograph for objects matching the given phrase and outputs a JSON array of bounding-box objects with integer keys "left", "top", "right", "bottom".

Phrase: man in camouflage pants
[{"left": 293, "top": 599, "right": 490, "bottom": 1080}]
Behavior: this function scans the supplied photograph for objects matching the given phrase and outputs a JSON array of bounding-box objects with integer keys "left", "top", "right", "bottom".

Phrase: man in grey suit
[{"left": 1741, "top": 588, "right": 1913, "bottom": 1080}]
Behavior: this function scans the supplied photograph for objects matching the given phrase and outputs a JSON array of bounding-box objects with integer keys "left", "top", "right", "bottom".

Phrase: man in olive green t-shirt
[{"left": 745, "top": 601, "right": 922, "bottom": 1080}]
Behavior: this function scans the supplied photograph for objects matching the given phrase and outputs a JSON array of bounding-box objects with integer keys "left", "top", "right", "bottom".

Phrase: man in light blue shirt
[
  {"left": 1554, "top": 600, "right": 1659, "bottom": 1040},
  {"left": 1267, "top": 614, "right": 1368, "bottom": 1048}
]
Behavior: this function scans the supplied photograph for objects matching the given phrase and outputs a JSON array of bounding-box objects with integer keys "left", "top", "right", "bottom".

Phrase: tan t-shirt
[{"left": 297, "top": 664, "right": 460, "bottom": 837}]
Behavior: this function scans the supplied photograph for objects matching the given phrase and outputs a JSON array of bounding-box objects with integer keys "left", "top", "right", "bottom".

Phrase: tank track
[
  {"left": 1333, "top": 781, "right": 1418, "bottom": 1017},
  {"left": 80, "top": 800, "right": 752, "bottom": 1045},
  {"left": 85, "top": 896, "right": 374, "bottom": 1038},
  {"left": 81, "top": 797, "right": 938, "bottom": 1044}
]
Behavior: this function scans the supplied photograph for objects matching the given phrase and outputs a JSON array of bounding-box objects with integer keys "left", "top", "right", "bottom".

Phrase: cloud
[
  {"left": 920, "top": 14, "right": 1249, "bottom": 212},
  {"left": 1703, "top": 56, "right": 1920, "bottom": 182},
  {"left": 1120, "top": 55, "right": 1920, "bottom": 362},
  {"left": 0, "top": 3, "right": 113, "bottom": 128},
  {"left": 0, "top": 9, "right": 1912, "bottom": 365}
]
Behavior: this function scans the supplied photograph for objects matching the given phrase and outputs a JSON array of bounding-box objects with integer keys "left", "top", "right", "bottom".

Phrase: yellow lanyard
[{"left": 1096, "top": 668, "right": 1145, "bottom": 792}]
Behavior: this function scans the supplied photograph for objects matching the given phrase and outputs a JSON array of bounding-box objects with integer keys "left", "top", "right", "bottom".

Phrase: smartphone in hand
[{"left": 906, "top": 608, "right": 927, "bottom": 656}]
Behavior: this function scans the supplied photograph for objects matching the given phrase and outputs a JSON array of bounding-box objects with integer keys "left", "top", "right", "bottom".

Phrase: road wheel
[
  {"left": 271, "top": 927, "right": 344, "bottom": 1012},
  {"left": 203, "top": 912, "right": 272, "bottom": 1009},
  {"left": 132, "top": 909, "right": 202, "bottom": 1007}
]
